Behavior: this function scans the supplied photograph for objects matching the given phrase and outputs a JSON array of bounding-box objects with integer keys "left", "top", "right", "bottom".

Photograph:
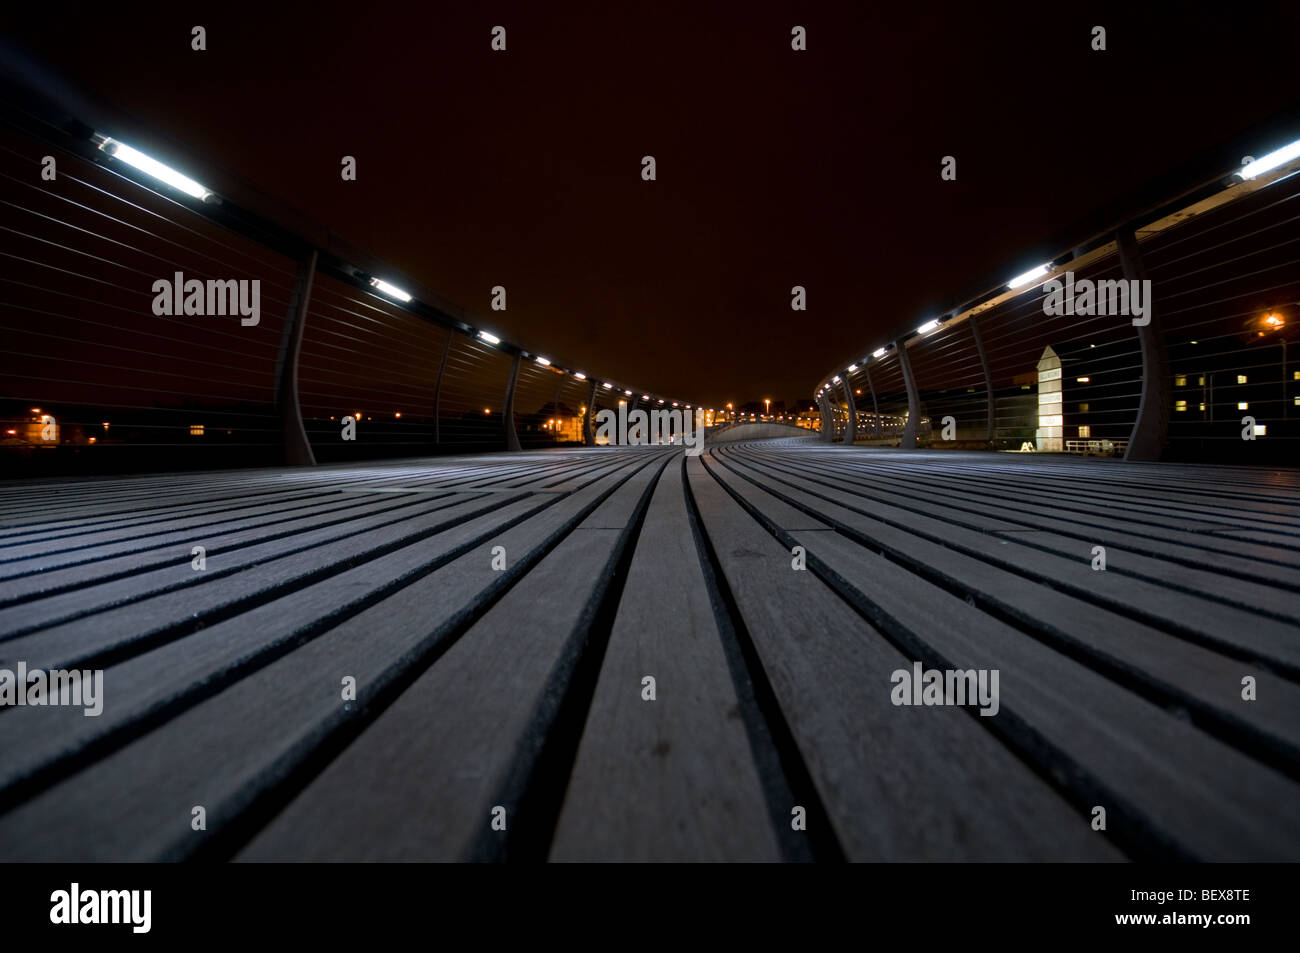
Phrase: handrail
[{"left": 0, "top": 42, "right": 720, "bottom": 473}]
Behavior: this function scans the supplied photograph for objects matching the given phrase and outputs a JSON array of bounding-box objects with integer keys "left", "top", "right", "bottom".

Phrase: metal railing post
[
  {"left": 431, "top": 327, "right": 451, "bottom": 445},
  {"left": 1118, "top": 226, "right": 1171, "bottom": 461},
  {"left": 583, "top": 379, "right": 598, "bottom": 446},
  {"left": 897, "top": 338, "right": 921, "bottom": 449},
  {"left": 273, "top": 248, "right": 317, "bottom": 466},
  {"left": 841, "top": 377, "right": 856, "bottom": 445},
  {"left": 551, "top": 372, "right": 565, "bottom": 444},
  {"left": 968, "top": 314, "right": 995, "bottom": 443},
  {"left": 503, "top": 352, "right": 522, "bottom": 452},
  {"left": 863, "top": 364, "right": 881, "bottom": 438}
]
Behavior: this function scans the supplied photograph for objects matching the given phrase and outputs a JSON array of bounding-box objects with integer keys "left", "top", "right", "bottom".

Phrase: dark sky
[{"left": 6, "top": 1, "right": 1300, "bottom": 407}]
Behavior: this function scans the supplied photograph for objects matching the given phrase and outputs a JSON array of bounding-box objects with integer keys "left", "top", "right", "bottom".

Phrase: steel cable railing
[
  {"left": 816, "top": 125, "right": 1300, "bottom": 464},
  {"left": 0, "top": 73, "right": 706, "bottom": 477},
  {"left": 0, "top": 122, "right": 296, "bottom": 471}
]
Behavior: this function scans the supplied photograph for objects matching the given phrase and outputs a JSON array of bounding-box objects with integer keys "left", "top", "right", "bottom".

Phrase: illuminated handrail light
[
  {"left": 625, "top": 389, "right": 633, "bottom": 396},
  {"left": 847, "top": 364, "right": 858, "bottom": 372},
  {"left": 873, "top": 347, "right": 887, "bottom": 357},
  {"left": 1007, "top": 264, "right": 1051, "bottom": 289},
  {"left": 832, "top": 376, "right": 841, "bottom": 383},
  {"left": 1240, "top": 139, "right": 1300, "bottom": 180},
  {"left": 101, "top": 139, "right": 211, "bottom": 200},
  {"left": 602, "top": 382, "right": 613, "bottom": 390},
  {"left": 369, "top": 277, "right": 412, "bottom": 302},
  {"left": 574, "top": 372, "right": 586, "bottom": 380},
  {"left": 478, "top": 330, "right": 501, "bottom": 345},
  {"left": 916, "top": 319, "right": 940, "bottom": 334},
  {"left": 535, "top": 356, "right": 552, "bottom": 366}
]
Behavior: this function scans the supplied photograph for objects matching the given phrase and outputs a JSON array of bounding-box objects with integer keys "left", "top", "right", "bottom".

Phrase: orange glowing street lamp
[
  {"left": 764, "top": 398, "right": 770, "bottom": 418},
  {"left": 1255, "top": 310, "right": 1291, "bottom": 419}
]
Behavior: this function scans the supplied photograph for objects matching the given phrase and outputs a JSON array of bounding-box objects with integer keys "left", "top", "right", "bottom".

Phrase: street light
[
  {"left": 764, "top": 398, "right": 770, "bottom": 418},
  {"left": 1256, "top": 310, "right": 1290, "bottom": 419}
]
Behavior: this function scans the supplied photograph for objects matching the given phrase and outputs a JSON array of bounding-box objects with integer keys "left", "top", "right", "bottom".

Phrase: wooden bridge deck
[{"left": 0, "top": 438, "right": 1297, "bottom": 862}]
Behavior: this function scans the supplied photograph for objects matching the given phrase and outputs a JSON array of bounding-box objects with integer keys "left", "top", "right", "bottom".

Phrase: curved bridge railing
[
  {"left": 0, "top": 53, "right": 703, "bottom": 477},
  {"left": 815, "top": 115, "right": 1300, "bottom": 465}
]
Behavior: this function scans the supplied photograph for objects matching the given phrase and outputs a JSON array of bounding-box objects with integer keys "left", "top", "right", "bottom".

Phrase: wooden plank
[
  {"left": 235, "top": 453, "right": 673, "bottom": 861},
  {"left": 0, "top": 490, "right": 552, "bottom": 828},
  {"left": 704, "top": 453, "right": 1300, "bottom": 860},
  {"left": 0, "top": 490, "right": 535, "bottom": 671},
  {"left": 0, "top": 453, "right": 631, "bottom": 580},
  {"left": 0, "top": 493, "right": 444, "bottom": 602},
  {"left": 738, "top": 448, "right": 1300, "bottom": 582},
  {"left": 739, "top": 444, "right": 1300, "bottom": 506},
  {"left": 550, "top": 457, "right": 783, "bottom": 861},
  {"left": 707, "top": 452, "right": 1300, "bottom": 769},
  {"left": 0, "top": 452, "right": 667, "bottom": 860},
  {"left": 716, "top": 449, "right": 1300, "bottom": 672},
  {"left": 0, "top": 470, "right": 447, "bottom": 543},
  {"left": 0, "top": 492, "right": 495, "bottom": 641},
  {"left": 684, "top": 456, "right": 1120, "bottom": 861}
]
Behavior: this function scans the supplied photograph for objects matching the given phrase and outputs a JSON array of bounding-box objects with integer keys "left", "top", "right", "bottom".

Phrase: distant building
[
  {"left": 523, "top": 401, "right": 583, "bottom": 443},
  {"left": 793, "top": 399, "right": 820, "bottom": 430},
  {"left": 1035, "top": 346, "right": 1063, "bottom": 452}
]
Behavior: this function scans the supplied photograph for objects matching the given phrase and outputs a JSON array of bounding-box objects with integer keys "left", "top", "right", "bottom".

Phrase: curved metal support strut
[
  {"left": 274, "top": 248, "right": 318, "bottom": 467},
  {"left": 897, "top": 338, "right": 921, "bottom": 449}
]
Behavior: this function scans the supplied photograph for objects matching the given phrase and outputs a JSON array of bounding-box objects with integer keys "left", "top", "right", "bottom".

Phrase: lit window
[
  {"left": 189, "top": 424, "right": 205, "bottom": 436},
  {"left": 1078, "top": 425, "right": 1091, "bottom": 438},
  {"left": 1199, "top": 403, "right": 1206, "bottom": 411},
  {"left": 1255, "top": 424, "right": 1267, "bottom": 436},
  {"left": 1175, "top": 400, "right": 1188, "bottom": 412},
  {"left": 1078, "top": 403, "right": 1090, "bottom": 412},
  {"left": 1175, "top": 375, "right": 1187, "bottom": 386},
  {"left": 1238, "top": 402, "right": 1249, "bottom": 410},
  {"left": 1076, "top": 376, "right": 1090, "bottom": 383},
  {"left": 1237, "top": 374, "right": 1248, "bottom": 384},
  {"left": 1198, "top": 376, "right": 1205, "bottom": 386}
]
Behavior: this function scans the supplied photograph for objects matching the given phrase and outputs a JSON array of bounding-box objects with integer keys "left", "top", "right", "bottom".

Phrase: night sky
[{"left": 5, "top": 1, "right": 1299, "bottom": 407}]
